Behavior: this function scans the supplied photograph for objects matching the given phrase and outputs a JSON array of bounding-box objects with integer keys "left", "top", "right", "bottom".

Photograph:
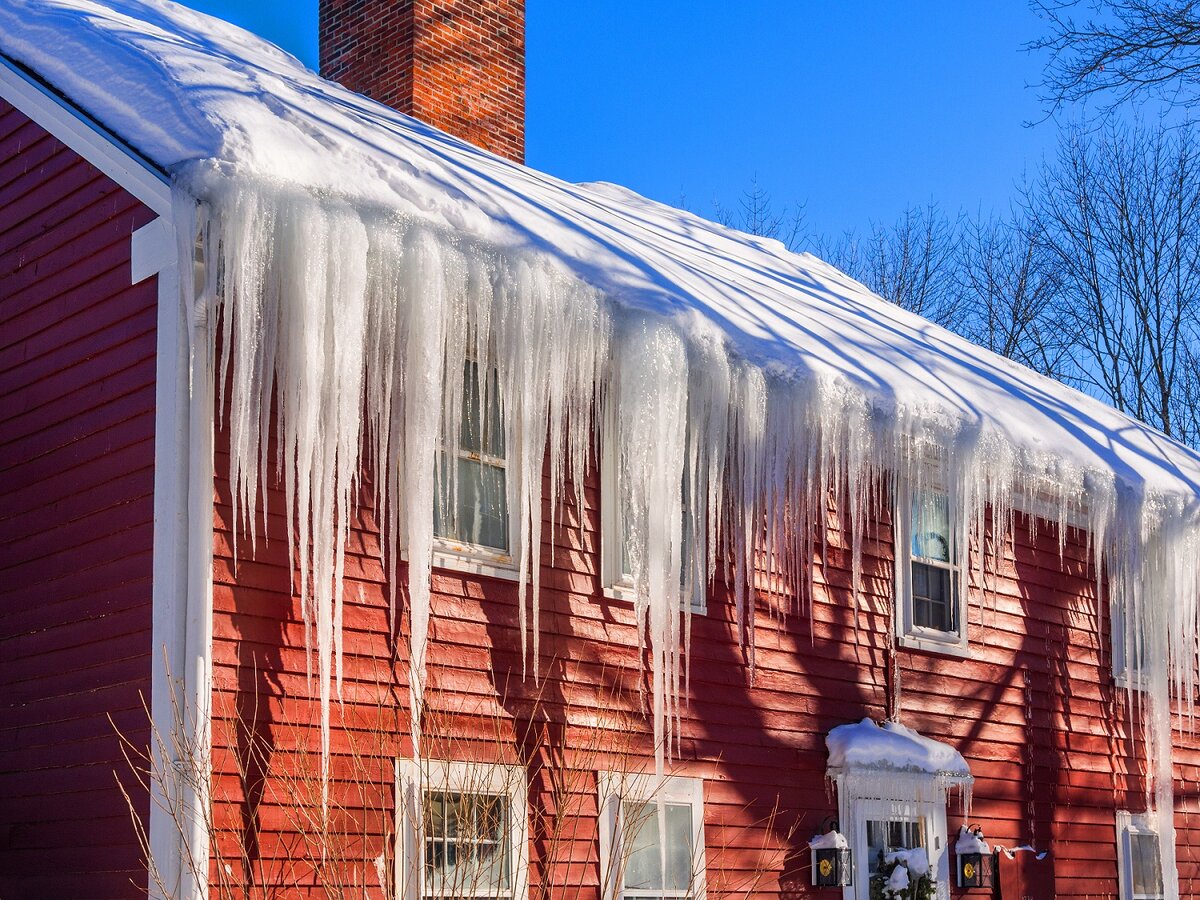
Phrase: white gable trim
[{"left": 0, "top": 53, "right": 172, "bottom": 216}]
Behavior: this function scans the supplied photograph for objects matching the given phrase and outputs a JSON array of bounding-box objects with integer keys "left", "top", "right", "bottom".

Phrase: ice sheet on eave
[{"left": 4, "top": 0, "right": 1200, "bottom": 502}]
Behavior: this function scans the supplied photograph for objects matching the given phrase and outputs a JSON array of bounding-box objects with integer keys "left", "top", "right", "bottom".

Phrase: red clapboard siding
[
  {"left": 0, "top": 100, "right": 158, "bottom": 899},
  {"left": 207, "top": 400, "right": 1200, "bottom": 900}
]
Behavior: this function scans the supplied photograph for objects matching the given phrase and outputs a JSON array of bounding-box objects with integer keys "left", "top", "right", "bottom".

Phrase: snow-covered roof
[
  {"left": 3, "top": 0, "right": 1200, "bottom": 501},
  {"left": 826, "top": 717, "right": 971, "bottom": 779}
]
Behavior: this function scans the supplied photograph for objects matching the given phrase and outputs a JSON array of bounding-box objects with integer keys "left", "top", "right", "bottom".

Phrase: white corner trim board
[
  {"left": 135, "top": 214, "right": 189, "bottom": 900},
  {"left": 137, "top": 205, "right": 215, "bottom": 900}
]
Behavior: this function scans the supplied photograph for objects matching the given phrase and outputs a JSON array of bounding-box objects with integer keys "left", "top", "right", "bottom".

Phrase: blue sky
[{"left": 180, "top": 1, "right": 1060, "bottom": 244}]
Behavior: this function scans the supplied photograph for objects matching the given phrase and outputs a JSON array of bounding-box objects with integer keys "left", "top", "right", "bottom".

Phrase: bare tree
[
  {"left": 955, "top": 213, "right": 1071, "bottom": 379},
  {"left": 714, "top": 177, "right": 809, "bottom": 251},
  {"left": 819, "top": 203, "right": 964, "bottom": 327},
  {"left": 1030, "top": 0, "right": 1200, "bottom": 114},
  {"left": 1025, "top": 122, "right": 1200, "bottom": 444}
]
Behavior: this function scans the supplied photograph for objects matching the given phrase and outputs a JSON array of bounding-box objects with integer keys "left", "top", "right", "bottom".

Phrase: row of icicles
[{"left": 188, "top": 180, "right": 1198, "bottom": 894}]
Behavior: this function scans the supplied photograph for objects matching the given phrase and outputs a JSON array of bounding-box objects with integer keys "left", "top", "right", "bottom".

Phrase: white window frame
[
  {"left": 834, "top": 778, "right": 951, "bottom": 900},
  {"left": 894, "top": 475, "right": 968, "bottom": 655},
  {"left": 1111, "top": 595, "right": 1149, "bottom": 691},
  {"left": 597, "top": 770, "right": 707, "bottom": 900},
  {"left": 395, "top": 759, "right": 530, "bottom": 900},
  {"left": 599, "top": 420, "right": 707, "bottom": 614},
  {"left": 431, "top": 361, "right": 521, "bottom": 582},
  {"left": 1116, "top": 811, "right": 1165, "bottom": 900}
]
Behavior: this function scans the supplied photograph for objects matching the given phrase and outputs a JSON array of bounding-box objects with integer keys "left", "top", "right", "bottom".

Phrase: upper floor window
[
  {"left": 598, "top": 771, "right": 706, "bottom": 900},
  {"left": 1112, "top": 597, "right": 1149, "bottom": 688},
  {"left": 600, "top": 417, "right": 706, "bottom": 613},
  {"left": 1117, "top": 811, "right": 1164, "bottom": 900},
  {"left": 434, "top": 361, "right": 515, "bottom": 569},
  {"left": 396, "top": 759, "right": 529, "bottom": 900},
  {"left": 895, "top": 481, "right": 966, "bottom": 652}
]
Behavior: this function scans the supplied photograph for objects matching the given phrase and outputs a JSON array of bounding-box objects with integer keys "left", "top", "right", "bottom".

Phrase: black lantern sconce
[
  {"left": 809, "top": 817, "right": 853, "bottom": 887},
  {"left": 955, "top": 824, "right": 995, "bottom": 889}
]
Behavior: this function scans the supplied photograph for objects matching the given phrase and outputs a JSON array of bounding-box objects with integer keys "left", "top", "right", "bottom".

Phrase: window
[
  {"left": 895, "top": 480, "right": 966, "bottom": 652},
  {"left": 1111, "top": 596, "right": 1149, "bottom": 688},
  {"left": 432, "top": 361, "right": 518, "bottom": 576},
  {"left": 599, "top": 419, "right": 706, "bottom": 613},
  {"left": 396, "top": 760, "right": 529, "bottom": 900},
  {"left": 1117, "top": 812, "right": 1165, "bottom": 900},
  {"left": 598, "top": 771, "right": 706, "bottom": 900}
]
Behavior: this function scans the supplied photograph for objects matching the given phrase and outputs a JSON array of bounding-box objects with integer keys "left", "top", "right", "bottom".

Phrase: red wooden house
[{"left": 3, "top": 2, "right": 1200, "bottom": 899}]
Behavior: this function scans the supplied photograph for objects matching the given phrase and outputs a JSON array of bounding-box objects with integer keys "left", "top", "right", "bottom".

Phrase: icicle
[{"left": 616, "top": 316, "right": 689, "bottom": 777}]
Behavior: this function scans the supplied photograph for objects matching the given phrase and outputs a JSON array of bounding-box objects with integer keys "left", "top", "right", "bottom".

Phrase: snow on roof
[
  {"left": 3, "top": 0, "right": 1200, "bottom": 501},
  {"left": 826, "top": 717, "right": 971, "bottom": 779}
]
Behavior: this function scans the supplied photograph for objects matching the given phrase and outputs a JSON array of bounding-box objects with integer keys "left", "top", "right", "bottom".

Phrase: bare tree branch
[{"left": 1030, "top": 0, "right": 1200, "bottom": 115}]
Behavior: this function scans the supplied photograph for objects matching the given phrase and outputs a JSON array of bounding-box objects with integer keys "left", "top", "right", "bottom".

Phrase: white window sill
[
  {"left": 429, "top": 542, "right": 521, "bottom": 582},
  {"left": 602, "top": 580, "right": 707, "bottom": 615},
  {"left": 1114, "top": 670, "right": 1148, "bottom": 692},
  {"left": 898, "top": 631, "right": 971, "bottom": 659}
]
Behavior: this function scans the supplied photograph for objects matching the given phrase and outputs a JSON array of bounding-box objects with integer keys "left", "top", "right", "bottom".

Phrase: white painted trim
[
  {"left": 138, "top": 213, "right": 187, "bottom": 899},
  {"left": 395, "top": 758, "right": 530, "bottom": 900},
  {"left": 597, "top": 770, "right": 707, "bottom": 900},
  {"left": 181, "top": 203, "right": 215, "bottom": 900},
  {"left": 0, "top": 54, "right": 171, "bottom": 216}
]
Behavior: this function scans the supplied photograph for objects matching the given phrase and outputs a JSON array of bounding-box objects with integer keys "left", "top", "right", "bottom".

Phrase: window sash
[
  {"left": 1118, "top": 812, "right": 1166, "bottom": 900},
  {"left": 423, "top": 791, "right": 511, "bottom": 898},
  {"left": 865, "top": 818, "right": 925, "bottom": 876},
  {"left": 896, "top": 480, "right": 965, "bottom": 646},
  {"left": 620, "top": 800, "right": 696, "bottom": 898},
  {"left": 396, "top": 760, "right": 528, "bottom": 900},
  {"left": 840, "top": 792, "right": 948, "bottom": 900},
  {"left": 434, "top": 361, "right": 509, "bottom": 553},
  {"left": 598, "top": 772, "right": 706, "bottom": 900},
  {"left": 601, "top": 423, "right": 707, "bottom": 613}
]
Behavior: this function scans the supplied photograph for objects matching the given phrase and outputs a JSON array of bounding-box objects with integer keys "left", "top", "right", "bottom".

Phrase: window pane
[
  {"left": 912, "top": 561, "right": 955, "bottom": 632},
  {"left": 911, "top": 491, "right": 952, "bottom": 563},
  {"left": 622, "top": 801, "right": 694, "bottom": 894},
  {"left": 424, "top": 791, "right": 510, "bottom": 897},
  {"left": 664, "top": 803, "right": 695, "bottom": 891},
  {"left": 866, "top": 819, "right": 923, "bottom": 875},
  {"left": 1131, "top": 832, "right": 1163, "bottom": 894},
  {"left": 459, "top": 361, "right": 505, "bottom": 458},
  {"left": 623, "top": 801, "right": 662, "bottom": 891},
  {"left": 435, "top": 456, "right": 509, "bottom": 551}
]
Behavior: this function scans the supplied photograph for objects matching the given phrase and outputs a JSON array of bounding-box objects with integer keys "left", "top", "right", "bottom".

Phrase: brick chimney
[{"left": 318, "top": 0, "right": 525, "bottom": 163}]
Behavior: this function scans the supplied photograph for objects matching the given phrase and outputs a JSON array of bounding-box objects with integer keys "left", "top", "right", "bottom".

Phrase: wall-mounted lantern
[
  {"left": 809, "top": 818, "right": 853, "bottom": 887},
  {"left": 955, "top": 824, "right": 994, "bottom": 888}
]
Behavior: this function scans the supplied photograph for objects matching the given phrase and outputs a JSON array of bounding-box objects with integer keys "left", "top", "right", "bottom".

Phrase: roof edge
[{"left": 0, "top": 51, "right": 172, "bottom": 216}]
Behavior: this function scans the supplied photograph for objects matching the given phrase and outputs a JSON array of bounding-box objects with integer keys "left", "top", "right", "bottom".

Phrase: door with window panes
[{"left": 846, "top": 798, "right": 947, "bottom": 900}]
